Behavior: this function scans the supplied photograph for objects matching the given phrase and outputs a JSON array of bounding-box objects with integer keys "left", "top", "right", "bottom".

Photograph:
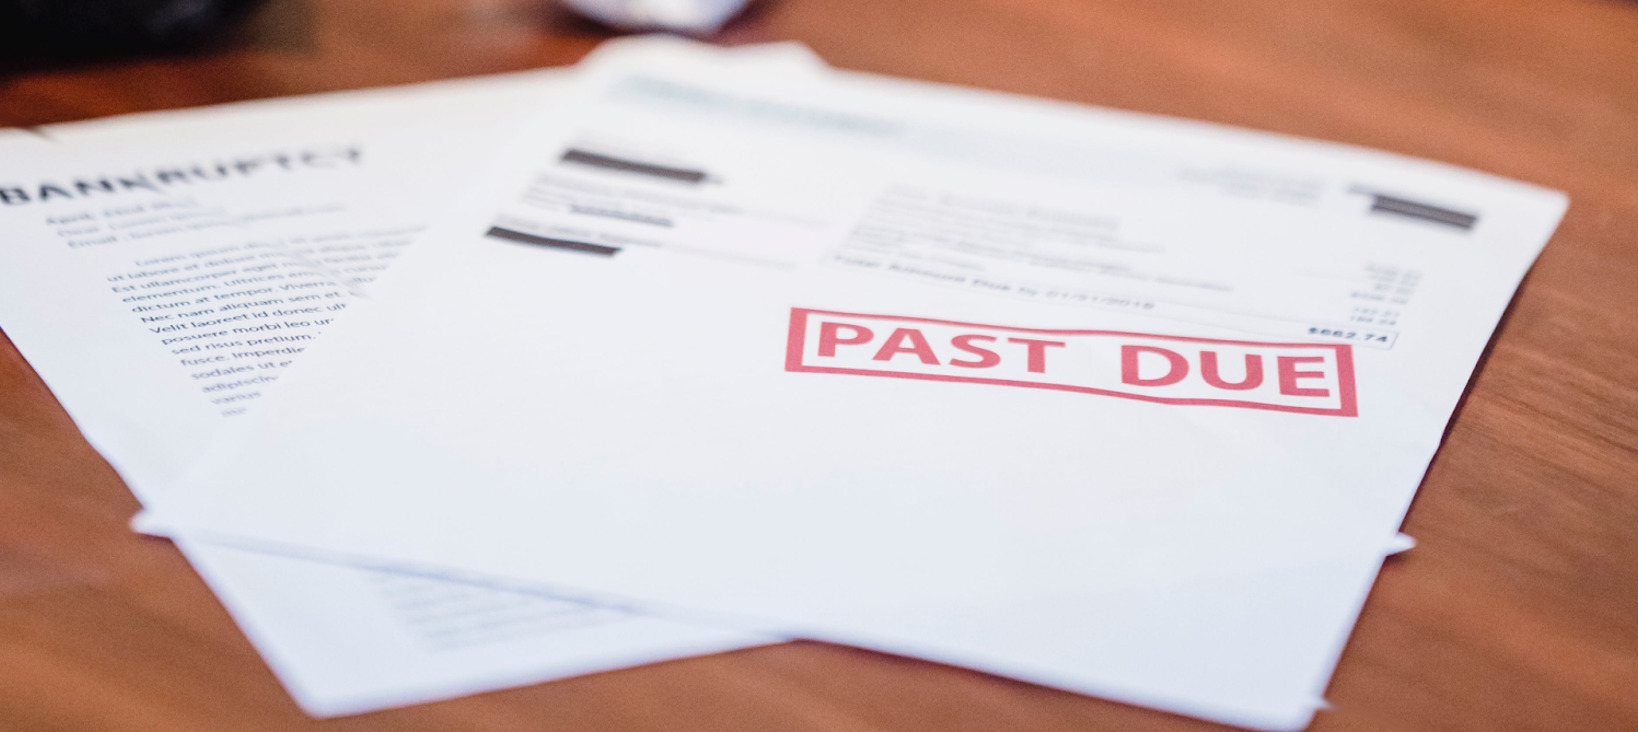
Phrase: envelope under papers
[{"left": 141, "top": 40, "right": 1568, "bottom": 730}]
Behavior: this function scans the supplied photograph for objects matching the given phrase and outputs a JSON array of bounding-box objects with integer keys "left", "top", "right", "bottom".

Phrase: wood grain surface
[{"left": 3, "top": 0, "right": 1637, "bottom": 730}]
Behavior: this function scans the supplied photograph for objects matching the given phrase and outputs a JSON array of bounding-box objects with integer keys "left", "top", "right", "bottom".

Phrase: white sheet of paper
[
  {"left": 142, "top": 41, "right": 1567, "bottom": 729},
  {"left": 0, "top": 42, "right": 826, "bottom": 715}
]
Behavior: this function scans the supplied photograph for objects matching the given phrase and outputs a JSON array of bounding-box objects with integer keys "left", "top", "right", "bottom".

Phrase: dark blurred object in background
[
  {"left": 562, "top": 0, "right": 753, "bottom": 34},
  {"left": 0, "top": 0, "right": 268, "bottom": 58}
]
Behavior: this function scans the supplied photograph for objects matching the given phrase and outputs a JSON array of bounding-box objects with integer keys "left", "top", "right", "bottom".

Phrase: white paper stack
[{"left": 0, "top": 36, "right": 1565, "bottom": 730}]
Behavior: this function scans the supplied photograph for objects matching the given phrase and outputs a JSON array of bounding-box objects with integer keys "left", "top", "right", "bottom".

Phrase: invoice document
[
  {"left": 0, "top": 41, "right": 823, "bottom": 714},
  {"left": 143, "top": 41, "right": 1567, "bottom": 730}
]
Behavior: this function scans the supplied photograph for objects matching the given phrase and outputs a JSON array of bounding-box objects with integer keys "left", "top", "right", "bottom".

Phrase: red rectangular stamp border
[{"left": 784, "top": 307, "right": 1358, "bottom": 417}]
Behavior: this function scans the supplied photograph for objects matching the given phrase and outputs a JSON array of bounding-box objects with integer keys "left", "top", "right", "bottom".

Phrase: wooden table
[{"left": 3, "top": 0, "right": 1636, "bottom": 729}]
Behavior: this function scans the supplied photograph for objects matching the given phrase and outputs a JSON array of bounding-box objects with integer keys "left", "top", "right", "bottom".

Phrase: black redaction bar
[
  {"left": 1368, "top": 193, "right": 1478, "bottom": 231},
  {"left": 559, "top": 148, "right": 707, "bottom": 183},
  {"left": 484, "top": 227, "right": 619, "bottom": 256}
]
